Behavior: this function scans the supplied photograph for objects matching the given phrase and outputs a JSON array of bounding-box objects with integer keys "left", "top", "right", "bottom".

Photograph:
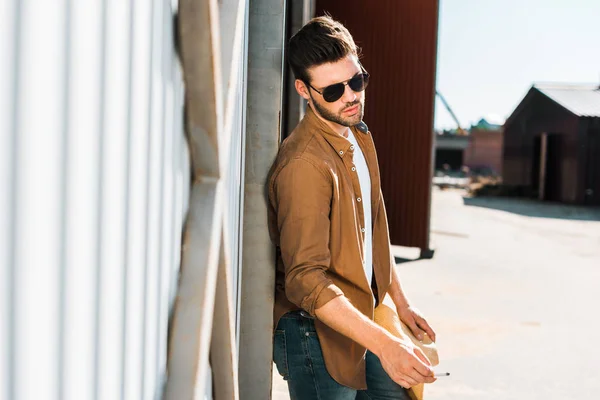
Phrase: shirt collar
[{"left": 303, "top": 106, "right": 368, "bottom": 160}]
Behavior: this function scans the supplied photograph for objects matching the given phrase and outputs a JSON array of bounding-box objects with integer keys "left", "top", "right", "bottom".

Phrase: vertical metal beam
[
  {"left": 6, "top": 0, "right": 23, "bottom": 398},
  {"left": 239, "top": 0, "right": 286, "bottom": 398},
  {"left": 302, "top": 0, "right": 315, "bottom": 22},
  {"left": 154, "top": 0, "right": 169, "bottom": 392},
  {"left": 219, "top": 0, "right": 245, "bottom": 138},
  {"left": 58, "top": 0, "right": 73, "bottom": 398},
  {"left": 234, "top": 0, "right": 251, "bottom": 354},
  {"left": 140, "top": 0, "right": 156, "bottom": 397},
  {"left": 93, "top": 0, "right": 109, "bottom": 397},
  {"left": 539, "top": 133, "right": 548, "bottom": 201},
  {"left": 120, "top": 1, "right": 136, "bottom": 398},
  {"left": 282, "top": 0, "right": 304, "bottom": 139}
]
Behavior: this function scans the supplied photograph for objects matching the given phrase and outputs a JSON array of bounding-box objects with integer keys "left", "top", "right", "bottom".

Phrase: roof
[
  {"left": 534, "top": 83, "right": 600, "bottom": 118},
  {"left": 470, "top": 118, "right": 503, "bottom": 131}
]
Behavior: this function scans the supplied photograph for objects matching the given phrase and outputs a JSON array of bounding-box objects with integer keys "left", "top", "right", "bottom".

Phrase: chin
[{"left": 342, "top": 114, "right": 363, "bottom": 127}]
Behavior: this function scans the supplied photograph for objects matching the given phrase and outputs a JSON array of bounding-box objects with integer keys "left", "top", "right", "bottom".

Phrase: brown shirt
[{"left": 267, "top": 107, "right": 396, "bottom": 390}]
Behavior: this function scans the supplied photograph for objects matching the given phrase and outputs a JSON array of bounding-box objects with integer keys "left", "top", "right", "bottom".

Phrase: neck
[{"left": 309, "top": 103, "right": 350, "bottom": 137}]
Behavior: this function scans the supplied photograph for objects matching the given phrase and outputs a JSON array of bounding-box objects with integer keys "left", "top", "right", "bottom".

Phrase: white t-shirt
[{"left": 345, "top": 128, "right": 373, "bottom": 290}]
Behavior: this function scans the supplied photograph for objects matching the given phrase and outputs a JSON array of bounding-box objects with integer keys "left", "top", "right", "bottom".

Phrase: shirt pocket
[{"left": 273, "top": 330, "right": 290, "bottom": 380}]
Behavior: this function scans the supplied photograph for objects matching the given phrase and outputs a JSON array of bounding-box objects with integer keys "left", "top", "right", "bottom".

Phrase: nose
[{"left": 341, "top": 83, "right": 357, "bottom": 103}]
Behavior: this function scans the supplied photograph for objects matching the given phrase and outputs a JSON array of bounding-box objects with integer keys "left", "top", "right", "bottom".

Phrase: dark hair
[{"left": 288, "top": 15, "right": 359, "bottom": 84}]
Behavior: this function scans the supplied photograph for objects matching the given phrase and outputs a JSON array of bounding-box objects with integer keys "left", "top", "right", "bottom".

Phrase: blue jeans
[{"left": 273, "top": 311, "right": 411, "bottom": 400}]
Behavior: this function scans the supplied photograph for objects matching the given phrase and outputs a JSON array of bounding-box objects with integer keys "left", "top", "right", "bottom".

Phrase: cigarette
[{"left": 434, "top": 372, "right": 450, "bottom": 377}]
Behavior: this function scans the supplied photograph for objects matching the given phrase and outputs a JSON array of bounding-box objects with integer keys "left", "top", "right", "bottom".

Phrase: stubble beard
[{"left": 311, "top": 95, "right": 364, "bottom": 128}]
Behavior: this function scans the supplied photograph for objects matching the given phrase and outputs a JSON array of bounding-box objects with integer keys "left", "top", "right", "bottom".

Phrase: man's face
[{"left": 299, "top": 55, "right": 365, "bottom": 128}]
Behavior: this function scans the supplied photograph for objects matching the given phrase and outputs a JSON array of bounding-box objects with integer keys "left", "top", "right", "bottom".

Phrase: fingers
[
  {"left": 392, "top": 369, "right": 432, "bottom": 388},
  {"left": 404, "top": 316, "right": 426, "bottom": 341},
  {"left": 396, "top": 380, "right": 413, "bottom": 389},
  {"left": 396, "top": 365, "right": 436, "bottom": 387},
  {"left": 399, "top": 347, "right": 435, "bottom": 386},
  {"left": 415, "top": 316, "right": 436, "bottom": 342},
  {"left": 413, "top": 347, "right": 432, "bottom": 367},
  {"left": 409, "top": 322, "right": 426, "bottom": 341},
  {"left": 380, "top": 336, "right": 438, "bottom": 389},
  {"left": 409, "top": 348, "right": 434, "bottom": 379},
  {"left": 394, "top": 373, "right": 419, "bottom": 389},
  {"left": 418, "top": 374, "right": 437, "bottom": 384}
]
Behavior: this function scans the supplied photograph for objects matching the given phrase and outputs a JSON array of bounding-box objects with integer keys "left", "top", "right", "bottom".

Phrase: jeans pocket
[{"left": 273, "top": 330, "right": 290, "bottom": 380}]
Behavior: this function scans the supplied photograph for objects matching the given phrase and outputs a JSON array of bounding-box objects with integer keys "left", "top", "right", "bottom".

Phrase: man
[{"left": 267, "top": 16, "right": 437, "bottom": 399}]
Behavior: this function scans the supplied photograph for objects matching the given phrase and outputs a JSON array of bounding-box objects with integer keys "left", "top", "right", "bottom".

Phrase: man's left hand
[{"left": 396, "top": 305, "right": 436, "bottom": 343}]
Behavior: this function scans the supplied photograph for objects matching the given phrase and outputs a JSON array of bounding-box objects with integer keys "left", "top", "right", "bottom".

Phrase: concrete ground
[{"left": 272, "top": 188, "right": 600, "bottom": 399}]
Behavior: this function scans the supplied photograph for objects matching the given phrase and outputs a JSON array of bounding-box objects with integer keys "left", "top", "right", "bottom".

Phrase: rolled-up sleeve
[{"left": 273, "top": 157, "right": 344, "bottom": 316}]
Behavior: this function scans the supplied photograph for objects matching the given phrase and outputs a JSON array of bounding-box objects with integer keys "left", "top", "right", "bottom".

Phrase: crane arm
[{"left": 436, "top": 91, "right": 466, "bottom": 135}]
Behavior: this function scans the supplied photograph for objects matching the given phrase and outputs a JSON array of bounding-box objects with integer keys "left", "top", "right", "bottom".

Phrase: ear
[{"left": 295, "top": 79, "right": 310, "bottom": 100}]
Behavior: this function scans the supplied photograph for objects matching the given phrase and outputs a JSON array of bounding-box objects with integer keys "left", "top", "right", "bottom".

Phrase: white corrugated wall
[{"left": 0, "top": 0, "right": 193, "bottom": 399}]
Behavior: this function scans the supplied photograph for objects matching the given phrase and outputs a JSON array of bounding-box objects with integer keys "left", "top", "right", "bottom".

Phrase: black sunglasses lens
[
  {"left": 348, "top": 73, "right": 369, "bottom": 92},
  {"left": 323, "top": 84, "right": 345, "bottom": 102},
  {"left": 320, "top": 73, "right": 370, "bottom": 102}
]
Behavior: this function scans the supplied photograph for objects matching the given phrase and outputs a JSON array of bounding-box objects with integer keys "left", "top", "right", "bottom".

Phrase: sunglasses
[{"left": 305, "top": 72, "right": 370, "bottom": 103}]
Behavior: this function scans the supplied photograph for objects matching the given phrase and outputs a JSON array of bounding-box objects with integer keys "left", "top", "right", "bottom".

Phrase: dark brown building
[
  {"left": 503, "top": 84, "right": 600, "bottom": 205},
  {"left": 315, "top": 0, "right": 440, "bottom": 255}
]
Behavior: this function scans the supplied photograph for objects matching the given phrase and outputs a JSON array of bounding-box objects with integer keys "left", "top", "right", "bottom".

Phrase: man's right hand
[
  {"left": 314, "top": 296, "right": 436, "bottom": 388},
  {"left": 376, "top": 335, "right": 436, "bottom": 389}
]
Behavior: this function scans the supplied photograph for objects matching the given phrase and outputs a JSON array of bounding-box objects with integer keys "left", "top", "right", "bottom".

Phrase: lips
[{"left": 344, "top": 104, "right": 359, "bottom": 114}]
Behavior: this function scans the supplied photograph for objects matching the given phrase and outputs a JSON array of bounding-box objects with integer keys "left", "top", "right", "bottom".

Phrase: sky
[{"left": 434, "top": 0, "right": 600, "bottom": 130}]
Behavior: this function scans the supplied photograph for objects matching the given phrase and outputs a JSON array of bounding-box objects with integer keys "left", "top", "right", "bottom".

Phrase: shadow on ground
[
  {"left": 395, "top": 256, "right": 424, "bottom": 265},
  {"left": 463, "top": 196, "right": 600, "bottom": 221}
]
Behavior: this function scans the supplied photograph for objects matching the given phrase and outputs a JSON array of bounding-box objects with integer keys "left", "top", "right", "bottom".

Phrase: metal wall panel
[
  {"left": 226, "top": 9, "right": 249, "bottom": 351},
  {"left": 0, "top": 2, "right": 15, "bottom": 399},
  {"left": 315, "top": 0, "right": 440, "bottom": 250},
  {"left": 0, "top": 0, "right": 188, "bottom": 399}
]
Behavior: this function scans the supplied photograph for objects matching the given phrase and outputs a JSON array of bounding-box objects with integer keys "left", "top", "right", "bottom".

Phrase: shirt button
[
  {"left": 339, "top": 150, "right": 344, "bottom": 155},
  {"left": 350, "top": 145, "right": 355, "bottom": 150},
  {"left": 357, "top": 197, "right": 361, "bottom": 202},
  {"left": 361, "top": 228, "right": 366, "bottom": 233},
  {"left": 351, "top": 167, "right": 356, "bottom": 171}
]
